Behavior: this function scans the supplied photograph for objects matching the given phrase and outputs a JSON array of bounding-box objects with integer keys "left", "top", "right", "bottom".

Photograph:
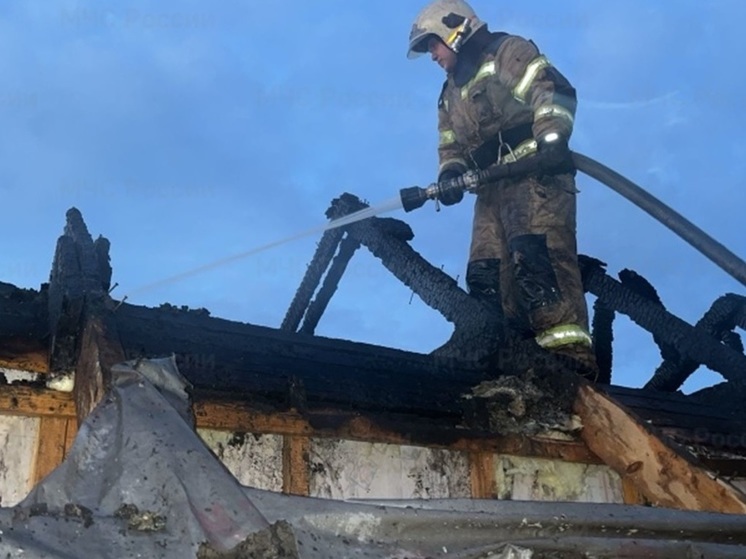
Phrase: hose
[
  {"left": 571, "top": 151, "right": 746, "bottom": 289},
  {"left": 401, "top": 151, "right": 746, "bottom": 289}
]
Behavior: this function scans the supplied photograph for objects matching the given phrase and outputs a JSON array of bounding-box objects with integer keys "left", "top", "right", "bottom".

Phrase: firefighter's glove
[
  {"left": 437, "top": 168, "right": 466, "bottom": 206},
  {"left": 537, "top": 133, "right": 574, "bottom": 174}
]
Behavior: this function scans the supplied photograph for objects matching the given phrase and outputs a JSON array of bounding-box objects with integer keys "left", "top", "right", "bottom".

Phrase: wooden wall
[{"left": 0, "top": 368, "right": 625, "bottom": 507}]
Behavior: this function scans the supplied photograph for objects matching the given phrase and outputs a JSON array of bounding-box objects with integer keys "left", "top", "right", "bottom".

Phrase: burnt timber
[{"left": 2, "top": 205, "right": 746, "bottom": 511}]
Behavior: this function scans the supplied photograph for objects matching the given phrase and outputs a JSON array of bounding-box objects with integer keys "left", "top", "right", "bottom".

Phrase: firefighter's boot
[{"left": 538, "top": 332, "right": 600, "bottom": 383}]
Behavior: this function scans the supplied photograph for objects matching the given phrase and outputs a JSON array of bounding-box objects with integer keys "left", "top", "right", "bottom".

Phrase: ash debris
[
  {"left": 115, "top": 503, "right": 167, "bottom": 532},
  {"left": 12, "top": 502, "right": 94, "bottom": 528},
  {"left": 197, "top": 520, "right": 299, "bottom": 559},
  {"left": 463, "top": 366, "right": 581, "bottom": 437}
]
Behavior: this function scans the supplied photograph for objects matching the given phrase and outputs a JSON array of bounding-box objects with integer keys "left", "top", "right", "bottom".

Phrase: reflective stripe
[
  {"left": 460, "top": 61, "right": 496, "bottom": 99},
  {"left": 499, "top": 139, "right": 538, "bottom": 164},
  {"left": 535, "top": 324, "right": 592, "bottom": 349},
  {"left": 512, "top": 55, "right": 551, "bottom": 103},
  {"left": 534, "top": 104, "right": 575, "bottom": 127},
  {"left": 439, "top": 130, "right": 456, "bottom": 146}
]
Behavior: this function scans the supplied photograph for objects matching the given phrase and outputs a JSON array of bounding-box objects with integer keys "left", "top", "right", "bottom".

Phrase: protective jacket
[
  {"left": 437, "top": 27, "right": 592, "bottom": 353},
  {"left": 438, "top": 27, "right": 576, "bottom": 176}
]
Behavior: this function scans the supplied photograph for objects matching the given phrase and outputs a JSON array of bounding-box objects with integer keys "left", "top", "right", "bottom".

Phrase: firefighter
[{"left": 408, "top": 0, "right": 599, "bottom": 380}]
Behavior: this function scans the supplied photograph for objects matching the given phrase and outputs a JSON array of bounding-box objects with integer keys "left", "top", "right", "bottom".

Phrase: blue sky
[{"left": 0, "top": 1, "right": 744, "bottom": 393}]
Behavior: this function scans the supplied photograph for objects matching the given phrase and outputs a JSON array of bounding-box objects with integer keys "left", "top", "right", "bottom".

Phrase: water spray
[{"left": 121, "top": 196, "right": 403, "bottom": 301}]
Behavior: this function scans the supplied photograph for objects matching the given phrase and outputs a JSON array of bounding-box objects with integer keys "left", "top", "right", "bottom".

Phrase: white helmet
[{"left": 407, "top": 0, "right": 486, "bottom": 59}]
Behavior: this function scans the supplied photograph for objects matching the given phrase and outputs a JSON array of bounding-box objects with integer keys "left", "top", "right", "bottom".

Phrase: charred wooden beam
[
  {"left": 280, "top": 228, "right": 345, "bottom": 332},
  {"left": 0, "top": 282, "right": 46, "bottom": 339},
  {"left": 117, "top": 300, "right": 492, "bottom": 418},
  {"left": 74, "top": 302, "right": 125, "bottom": 423},
  {"left": 645, "top": 294, "right": 746, "bottom": 391},
  {"left": 604, "top": 384, "right": 746, "bottom": 456},
  {"left": 299, "top": 234, "right": 360, "bottom": 335},
  {"left": 46, "top": 208, "right": 124, "bottom": 422},
  {"left": 590, "top": 297, "right": 614, "bottom": 385},
  {"left": 0, "top": 283, "right": 49, "bottom": 372},
  {"left": 47, "top": 208, "right": 111, "bottom": 373},
  {"left": 579, "top": 256, "right": 746, "bottom": 385}
]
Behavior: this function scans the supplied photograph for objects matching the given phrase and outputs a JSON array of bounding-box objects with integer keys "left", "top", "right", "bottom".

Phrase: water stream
[{"left": 123, "top": 195, "right": 404, "bottom": 300}]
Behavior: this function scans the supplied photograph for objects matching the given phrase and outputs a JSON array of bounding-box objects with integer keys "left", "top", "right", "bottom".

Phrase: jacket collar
[{"left": 451, "top": 27, "right": 496, "bottom": 87}]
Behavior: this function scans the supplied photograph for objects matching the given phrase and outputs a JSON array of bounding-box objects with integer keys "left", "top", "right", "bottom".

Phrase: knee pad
[{"left": 508, "top": 234, "right": 561, "bottom": 310}]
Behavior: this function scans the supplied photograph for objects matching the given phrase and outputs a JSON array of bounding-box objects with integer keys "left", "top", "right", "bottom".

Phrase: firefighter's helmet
[{"left": 407, "top": 0, "right": 485, "bottom": 59}]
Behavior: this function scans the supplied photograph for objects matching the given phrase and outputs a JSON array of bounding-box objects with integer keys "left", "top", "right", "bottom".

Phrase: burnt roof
[{"left": 2, "top": 205, "right": 746, "bottom": 469}]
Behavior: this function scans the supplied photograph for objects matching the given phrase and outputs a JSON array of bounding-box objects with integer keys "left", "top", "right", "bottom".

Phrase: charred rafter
[
  {"left": 645, "top": 294, "right": 746, "bottom": 392},
  {"left": 591, "top": 297, "right": 614, "bottom": 385},
  {"left": 281, "top": 194, "right": 368, "bottom": 333},
  {"left": 299, "top": 235, "right": 360, "bottom": 335},
  {"left": 579, "top": 256, "right": 746, "bottom": 387},
  {"left": 280, "top": 227, "right": 345, "bottom": 333}
]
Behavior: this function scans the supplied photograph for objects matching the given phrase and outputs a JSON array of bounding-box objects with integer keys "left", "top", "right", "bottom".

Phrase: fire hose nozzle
[
  {"left": 400, "top": 184, "right": 438, "bottom": 212},
  {"left": 400, "top": 176, "right": 472, "bottom": 212}
]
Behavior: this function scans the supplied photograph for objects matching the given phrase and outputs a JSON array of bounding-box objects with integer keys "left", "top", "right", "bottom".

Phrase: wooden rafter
[{"left": 575, "top": 383, "right": 746, "bottom": 514}]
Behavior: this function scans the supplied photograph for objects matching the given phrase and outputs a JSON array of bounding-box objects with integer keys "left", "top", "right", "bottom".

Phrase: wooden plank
[
  {"left": 0, "top": 385, "right": 76, "bottom": 418},
  {"left": 73, "top": 311, "right": 125, "bottom": 423},
  {"left": 195, "top": 400, "right": 600, "bottom": 464},
  {"left": 0, "top": 387, "right": 599, "bottom": 465},
  {"left": 282, "top": 435, "right": 309, "bottom": 496},
  {"left": 0, "top": 338, "right": 48, "bottom": 373},
  {"left": 574, "top": 384, "right": 746, "bottom": 514},
  {"left": 193, "top": 400, "right": 311, "bottom": 435},
  {"left": 469, "top": 451, "right": 496, "bottom": 499},
  {"left": 33, "top": 416, "right": 69, "bottom": 484}
]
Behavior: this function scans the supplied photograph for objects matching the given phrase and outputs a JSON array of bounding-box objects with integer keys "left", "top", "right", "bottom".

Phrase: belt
[
  {"left": 499, "top": 138, "right": 538, "bottom": 163},
  {"left": 469, "top": 123, "right": 535, "bottom": 170}
]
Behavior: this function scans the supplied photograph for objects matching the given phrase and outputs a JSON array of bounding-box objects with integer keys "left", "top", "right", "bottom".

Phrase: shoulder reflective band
[
  {"left": 534, "top": 104, "right": 575, "bottom": 127},
  {"left": 535, "top": 324, "right": 593, "bottom": 349},
  {"left": 439, "top": 130, "right": 456, "bottom": 146},
  {"left": 460, "top": 61, "right": 496, "bottom": 99},
  {"left": 512, "top": 55, "right": 551, "bottom": 103}
]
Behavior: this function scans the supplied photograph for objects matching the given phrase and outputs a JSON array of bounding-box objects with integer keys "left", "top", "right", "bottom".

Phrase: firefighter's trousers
[{"left": 467, "top": 171, "right": 590, "bottom": 343}]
